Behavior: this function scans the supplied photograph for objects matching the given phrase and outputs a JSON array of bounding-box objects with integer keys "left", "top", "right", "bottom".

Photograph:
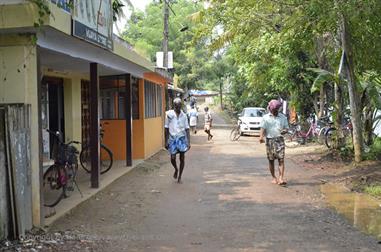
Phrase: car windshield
[{"left": 243, "top": 108, "right": 265, "bottom": 117}]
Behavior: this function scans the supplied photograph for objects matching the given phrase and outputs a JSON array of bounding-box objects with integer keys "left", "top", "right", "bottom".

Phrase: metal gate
[{"left": 0, "top": 104, "right": 32, "bottom": 240}]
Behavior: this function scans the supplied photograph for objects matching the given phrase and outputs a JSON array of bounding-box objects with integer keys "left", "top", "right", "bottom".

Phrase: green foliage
[
  {"left": 364, "top": 184, "right": 381, "bottom": 198},
  {"left": 193, "top": 0, "right": 381, "bottom": 154},
  {"left": 28, "top": 0, "right": 51, "bottom": 27},
  {"left": 364, "top": 137, "right": 381, "bottom": 160},
  {"left": 122, "top": 0, "right": 225, "bottom": 90}
]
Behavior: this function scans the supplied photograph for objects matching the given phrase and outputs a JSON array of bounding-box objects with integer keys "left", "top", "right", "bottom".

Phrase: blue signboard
[{"left": 50, "top": 0, "right": 71, "bottom": 13}]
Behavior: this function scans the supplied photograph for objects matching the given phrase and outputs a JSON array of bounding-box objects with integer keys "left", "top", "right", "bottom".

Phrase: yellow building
[{"left": 0, "top": 0, "right": 169, "bottom": 238}]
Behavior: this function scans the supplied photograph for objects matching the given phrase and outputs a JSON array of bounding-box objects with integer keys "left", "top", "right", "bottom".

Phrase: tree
[
  {"left": 195, "top": 0, "right": 381, "bottom": 161},
  {"left": 122, "top": 0, "right": 219, "bottom": 90}
]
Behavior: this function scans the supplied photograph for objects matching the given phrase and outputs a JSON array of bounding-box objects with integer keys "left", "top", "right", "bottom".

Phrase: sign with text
[
  {"left": 156, "top": 51, "right": 173, "bottom": 69},
  {"left": 50, "top": 0, "right": 71, "bottom": 13},
  {"left": 72, "top": 0, "right": 113, "bottom": 50}
]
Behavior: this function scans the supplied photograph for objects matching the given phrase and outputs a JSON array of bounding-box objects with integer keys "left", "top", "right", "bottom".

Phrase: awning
[
  {"left": 189, "top": 89, "right": 219, "bottom": 97},
  {"left": 37, "top": 27, "right": 153, "bottom": 77}
]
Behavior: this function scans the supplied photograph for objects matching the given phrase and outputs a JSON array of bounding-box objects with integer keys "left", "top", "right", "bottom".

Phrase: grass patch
[
  {"left": 364, "top": 137, "right": 381, "bottom": 160},
  {"left": 364, "top": 184, "right": 381, "bottom": 198}
]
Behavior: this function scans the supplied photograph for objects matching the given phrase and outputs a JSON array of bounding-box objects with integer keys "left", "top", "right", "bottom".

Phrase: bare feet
[
  {"left": 177, "top": 178, "right": 182, "bottom": 184},
  {"left": 173, "top": 170, "right": 178, "bottom": 179},
  {"left": 278, "top": 179, "right": 287, "bottom": 186},
  {"left": 271, "top": 178, "right": 278, "bottom": 184}
]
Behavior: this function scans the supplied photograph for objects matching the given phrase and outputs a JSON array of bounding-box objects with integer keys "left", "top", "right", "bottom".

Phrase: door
[{"left": 41, "top": 77, "right": 65, "bottom": 161}]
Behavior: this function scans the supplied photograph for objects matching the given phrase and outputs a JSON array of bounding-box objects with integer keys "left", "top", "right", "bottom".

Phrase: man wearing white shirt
[
  {"left": 259, "top": 99, "right": 289, "bottom": 186},
  {"left": 188, "top": 105, "right": 198, "bottom": 134},
  {"left": 165, "top": 98, "right": 191, "bottom": 183}
]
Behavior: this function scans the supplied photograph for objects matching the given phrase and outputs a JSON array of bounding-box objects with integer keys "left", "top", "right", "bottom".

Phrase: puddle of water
[{"left": 321, "top": 184, "right": 381, "bottom": 239}]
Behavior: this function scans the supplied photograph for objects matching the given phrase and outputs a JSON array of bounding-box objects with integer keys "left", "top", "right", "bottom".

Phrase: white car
[{"left": 238, "top": 107, "right": 266, "bottom": 135}]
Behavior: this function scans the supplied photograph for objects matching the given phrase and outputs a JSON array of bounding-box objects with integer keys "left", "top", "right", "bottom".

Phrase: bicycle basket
[
  {"left": 65, "top": 145, "right": 79, "bottom": 165},
  {"left": 51, "top": 138, "right": 66, "bottom": 164}
]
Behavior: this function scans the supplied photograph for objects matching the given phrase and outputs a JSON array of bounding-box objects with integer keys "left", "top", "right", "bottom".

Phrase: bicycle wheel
[
  {"left": 284, "top": 132, "right": 299, "bottom": 148},
  {"left": 64, "top": 163, "right": 78, "bottom": 198},
  {"left": 80, "top": 144, "right": 113, "bottom": 174},
  {"left": 325, "top": 128, "right": 335, "bottom": 148},
  {"left": 230, "top": 127, "right": 240, "bottom": 141},
  {"left": 100, "top": 144, "right": 113, "bottom": 174},
  {"left": 79, "top": 145, "right": 91, "bottom": 173},
  {"left": 317, "top": 127, "right": 327, "bottom": 145},
  {"left": 43, "top": 164, "right": 66, "bottom": 207}
]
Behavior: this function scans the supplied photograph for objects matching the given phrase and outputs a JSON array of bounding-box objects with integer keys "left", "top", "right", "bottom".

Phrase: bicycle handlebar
[{"left": 46, "top": 129, "right": 80, "bottom": 146}]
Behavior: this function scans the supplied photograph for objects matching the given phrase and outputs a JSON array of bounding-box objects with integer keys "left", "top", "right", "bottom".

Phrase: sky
[
  {"left": 130, "top": 0, "right": 152, "bottom": 11},
  {"left": 113, "top": 0, "right": 152, "bottom": 35}
]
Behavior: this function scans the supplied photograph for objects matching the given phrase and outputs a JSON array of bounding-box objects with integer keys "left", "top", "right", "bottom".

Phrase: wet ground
[
  {"left": 2, "top": 109, "right": 381, "bottom": 251},
  {"left": 322, "top": 183, "right": 381, "bottom": 240}
]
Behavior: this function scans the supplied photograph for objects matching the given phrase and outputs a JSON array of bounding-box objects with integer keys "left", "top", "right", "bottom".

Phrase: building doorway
[{"left": 41, "top": 77, "right": 65, "bottom": 163}]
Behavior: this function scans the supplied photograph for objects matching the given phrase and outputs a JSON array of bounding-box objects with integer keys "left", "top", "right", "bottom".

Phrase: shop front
[{"left": 0, "top": 1, "right": 169, "bottom": 235}]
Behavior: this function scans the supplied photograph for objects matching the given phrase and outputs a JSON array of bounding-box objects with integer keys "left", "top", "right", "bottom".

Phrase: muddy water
[{"left": 321, "top": 184, "right": 381, "bottom": 239}]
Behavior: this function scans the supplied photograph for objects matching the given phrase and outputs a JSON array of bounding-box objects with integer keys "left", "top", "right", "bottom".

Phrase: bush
[
  {"left": 364, "top": 137, "right": 381, "bottom": 160},
  {"left": 364, "top": 184, "right": 381, "bottom": 198}
]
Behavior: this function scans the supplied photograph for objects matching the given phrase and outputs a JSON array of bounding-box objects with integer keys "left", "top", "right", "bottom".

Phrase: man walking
[
  {"left": 204, "top": 106, "right": 213, "bottom": 140},
  {"left": 259, "top": 100, "right": 289, "bottom": 185},
  {"left": 188, "top": 105, "right": 198, "bottom": 134},
  {"left": 165, "top": 98, "right": 191, "bottom": 183}
]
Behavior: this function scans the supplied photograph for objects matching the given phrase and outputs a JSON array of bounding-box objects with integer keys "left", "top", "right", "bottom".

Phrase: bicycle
[
  {"left": 325, "top": 117, "right": 353, "bottom": 148},
  {"left": 230, "top": 119, "right": 242, "bottom": 141},
  {"left": 80, "top": 122, "right": 113, "bottom": 174},
  {"left": 43, "top": 130, "right": 82, "bottom": 207},
  {"left": 284, "top": 115, "right": 320, "bottom": 148},
  {"left": 316, "top": 116, "right": 333, "bottom": 145}
]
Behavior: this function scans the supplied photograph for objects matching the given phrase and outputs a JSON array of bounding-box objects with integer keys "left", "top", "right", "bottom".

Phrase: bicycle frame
[{"left": 293, "top": 120, "right": 318, "bottom": 139}]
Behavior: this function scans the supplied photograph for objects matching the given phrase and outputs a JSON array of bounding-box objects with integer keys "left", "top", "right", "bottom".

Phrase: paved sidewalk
[{"left": 44, "top": 159, "right": 143, "bottom": 227}]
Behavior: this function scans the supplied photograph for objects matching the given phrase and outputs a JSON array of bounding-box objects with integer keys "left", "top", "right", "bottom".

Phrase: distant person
[
  {"left": 259, "top": 100, "right": 289, "bottom": 185},
  {"left": 188, "top": 105, "right": 198, "bottom": 134},
  {"left": 165, "top": 98, "right": 191, "bottom": 183},
  {"left": 204, "top": 106, "right": 213, "bottom": 141},
  {"left": 190, "top": 95, "right": 197, "bottom": 108}
]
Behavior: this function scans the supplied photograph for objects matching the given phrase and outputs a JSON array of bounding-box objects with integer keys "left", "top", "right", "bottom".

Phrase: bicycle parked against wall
[
  {"left": 43, "top": 130, "right": 82, "bottom": 207},
  {"left": 79, "top": 122, "right": 113, "bottom": 174}
]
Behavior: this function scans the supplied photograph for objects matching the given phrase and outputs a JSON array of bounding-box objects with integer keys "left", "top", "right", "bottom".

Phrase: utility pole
[{"left": 163, "top": 0, "right": 169, "bottom": 69}]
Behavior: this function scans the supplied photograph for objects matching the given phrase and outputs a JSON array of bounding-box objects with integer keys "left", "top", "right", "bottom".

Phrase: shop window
[
  {"left": 132, "top": 77, "right": 139, "bottom": 119},
  {"left": 144, "top": 80, "right": 163, "bottom": 118},
  {"left": 101, "top": 89, "right": 117, "bottom": 119},
  {"left": 100, "top": 75, "right": 140, "bottom": 120}
]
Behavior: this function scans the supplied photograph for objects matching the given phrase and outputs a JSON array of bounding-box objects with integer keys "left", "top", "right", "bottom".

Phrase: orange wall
[
  {"left": 132, "top": 119, "right": 144, "bottom": 159},
  {"left": 101, "top": 120, "right": 126, "bottom": 161},
  {"left": 102, "top": 75, "right": 167, "bottom": 161},
  {"left": 143, "top": 72, "right": 168, "bottom": 85},
  {"left": 144, "top": 117, "right": 164, "bottom": 158},
  {"left": 101, "top": 119, "right": 146, "bottom": 160},
  {"left": 143, "top": 73, "right": 169, "bottom": 154}
]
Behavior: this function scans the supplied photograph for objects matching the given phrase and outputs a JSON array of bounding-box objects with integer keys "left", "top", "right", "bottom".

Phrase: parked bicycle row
[
  {"left": 43, "top": 123, "right": 113, "bottom": 208},
  {"left": 229, "top": 107, "right": 353, "bottom": 149}
]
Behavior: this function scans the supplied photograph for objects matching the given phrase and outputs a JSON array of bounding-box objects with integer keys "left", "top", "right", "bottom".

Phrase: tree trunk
[
  {"left": 314, "top": 35, "right": 329, "bottom": 118},
  {"left": 334, "top": 81, "right": 345, "bottom": 148},
  {"left": 220, "top": 82, "right": 223, "bottom": 110},
  {"left": 313, "top": 94, "right": 319, "bottom": 116},
  {"left": 319, "top": 84, "right": 325, "bottom": 118},
  {"left": 341, "top": 15, "right": 363, "bottom": 162},
  {"left": 364, "top": 106, "right": 374, "bottom": 146}
]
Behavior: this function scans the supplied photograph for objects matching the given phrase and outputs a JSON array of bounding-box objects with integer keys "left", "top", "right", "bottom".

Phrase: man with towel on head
[{"left": 259, "top": 99, "right": 289, "bottom": 185}]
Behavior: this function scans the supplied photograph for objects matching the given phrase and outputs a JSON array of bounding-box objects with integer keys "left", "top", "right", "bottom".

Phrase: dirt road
[{"left": 33, "top": 110, "right": 379, "bottom": 251}]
